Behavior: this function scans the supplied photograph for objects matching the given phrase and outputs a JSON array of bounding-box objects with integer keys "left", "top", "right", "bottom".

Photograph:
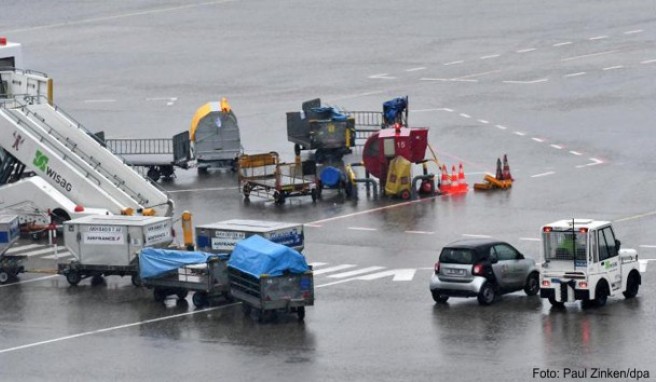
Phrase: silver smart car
[{"left": 429, "top": 238, "right": 539, "bottom": 305}]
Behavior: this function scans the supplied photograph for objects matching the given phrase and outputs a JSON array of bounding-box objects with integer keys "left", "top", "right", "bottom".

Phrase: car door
[{"left": 492, "top": 243, "right": 528, "bottom": 290}]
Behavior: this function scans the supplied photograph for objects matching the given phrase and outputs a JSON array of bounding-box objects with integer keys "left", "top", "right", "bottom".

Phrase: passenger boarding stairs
[{"left": 0, "top": 69, "right": 173, "bottom": 217}]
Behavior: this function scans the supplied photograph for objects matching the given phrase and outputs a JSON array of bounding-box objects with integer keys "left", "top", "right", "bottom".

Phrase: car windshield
[
  {"left": 543, "top": 231, "right": 587, "bottom": 261},
  {"left": 439, "top": 248, "right": 477, "bottom": 264}
]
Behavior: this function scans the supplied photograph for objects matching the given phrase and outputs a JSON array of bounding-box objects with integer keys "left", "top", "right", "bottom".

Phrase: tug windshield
[{"left": 543, "top": 231, "right": 587, "bottom": 261}]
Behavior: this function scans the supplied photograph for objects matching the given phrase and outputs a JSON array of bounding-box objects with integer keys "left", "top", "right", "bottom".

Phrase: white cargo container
[
  {"left": 60, "top": 215, "right": 173, "bottom": 286},
  {"left": 195, "top": 219, "right": 304, "bottom": 253}
]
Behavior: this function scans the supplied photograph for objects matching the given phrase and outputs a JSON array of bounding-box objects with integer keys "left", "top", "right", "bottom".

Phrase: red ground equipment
[{"left": 361, "top": 116, "right": 437, "bottom": 199}]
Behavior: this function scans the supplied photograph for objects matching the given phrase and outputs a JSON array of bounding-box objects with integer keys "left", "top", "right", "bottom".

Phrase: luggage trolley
[
  {"left": 238, "top": 152, "right": 318, "bottom": 205},
  {"left": 139, "top": 248, "right": 231, "bottom": 308}
]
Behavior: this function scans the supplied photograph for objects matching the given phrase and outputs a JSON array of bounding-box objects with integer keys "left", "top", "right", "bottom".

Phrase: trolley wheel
[
  {"left": 66, "top": 270, "right": 81, "bottom": 286},
  {"left": 91, "top": 274, "right": 104, "bottom": 286},
  {"left": 197, "top": 166, "right": 209, "bottom": 175},
  {"left": 0, "top": 271, "right": 9, "bottom": 284},
  {"left": 400, "top": 189, "right": 411, "bottom": 200},
  {"left": 296, "top": 306, "right": 306, "bottom": 321},
  {"left": 176, "top": 289, "right": 189, "bottom": 300},
  {"left": 153, "top": 288, "right": 167, "bottom": 303},
  {"left": 311, "top": 188, "right": 317, "bottom": 203},
  {"left": 273, "top": 191, "right": 285, "bottom": 205},
  {"left": 242, "top": 184, "right": 251, "bottom": 198},
  {"left": 421, "top": 180, "right": 434, "bottom": 194},
  {"left": 147, "top": 167, "right": 161, "bottom": 182},
  {"left": 131, "top": 274, "right": 142, "bottom": 287},
  {"left": 192, "top": 291, "right": 209, "bottom": 308},
  {"left": 161, "top": 165, "right": 174, "bottom": 179},
  {"left": 241, "top": 303, "right": 252, "bottom": 316}
]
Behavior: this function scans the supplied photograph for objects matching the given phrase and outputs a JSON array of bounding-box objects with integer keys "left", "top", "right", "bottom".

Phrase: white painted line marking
[
  {"left": 514, "top": 131, "right": 526, "bottom": 136},
  {"left": 562, "top": 50, "right": 618, "bottom": 62},
  {"left": 444, "top": 60, "right": 464, "bottom": 66},
  {"left": 167, "top": 186, "right": 238, "bottom": 193},
  {"left": 459, "top": 113, "right": 471, "bottom": 119},
  {"left": 624, "top": 29, "right": 643, "bottom": 35},
  {"left": 405, "top": 67, "right": 426, "bottom": 72},
  {"left": 357, "top": 269, "right": 417, "bottom": 281},
  {"left": 0, "top": 304, "right": 234, "bottom": 354},
  {"left": 531, "top": 171, "right": 555, "bottom": 178},
  {"left": 516, "top": 48, "right": 536, "bottom": 53},
  {"left": 564, "top": 72, "right": 586, "bottom": 78},
  {"left": 420, "top": 78, "right": 478, "bottom": 82},
  {"left": 330, "top": 90, "right": 385, "bottom": 101},
  {"left": 368, "top": 73, "right": 396, "bottom": 80},
  {"left": 309, "top": 262, "right": 328, "bottom": 268},
  {"left": 328, "top": 266, "right": 386, "bottom": 279},
  {"left": 455, "top": 69, "right": 503, "bottom": 79},
  {"left": 413, "top": 108, "right": 450, "bottom": 112},
  {"left": 348, "top": 227, "right": 377, "bottom": 231},
  {"left": 405, "top": 230, "right": 434, "bottom": 235},
  {"left": 550, "top": 144, "right": 563, "bottom": 149},
  {"left": 4, "top": 0, "right": 237, "bottom": 34},
  {"left": 313, "top": 264, "right": 357, "bottom": 275},
  {"left": 478, "top": 119, "right": 489, "bottom": 124},
  {"left": 589, "top": 35, "right": 608, "bottom": 40},
  {"left": 569, "top": 151, "right": 582, "bottom": 156},
  {"left": 519, "top": 238, "right": 541, "bottom": 242},
  {"left": 480, "top": 54, "right": 500, "bottom": 59},
  {"left": 5, "top": 244, "right": 44, "bottom": 255},
  {"left": 641, "top": 59, "right": 656, "bottom": 64},
  {"left": 462, "top": 234, "right": 492, "bottom": 238},
  {"left": 83, "top": 99, "right": 116, "bottom": 103},
  {"left": 602, "top": 65, "right": 624, "bottom": 71},
  {"left": 639, "top": 245, "right": 656, "bottom": 249},
  {"left": 502, "top": 79, "right": 548, "bottom": 84},
  {"left": 532, "top": 137, "right": 544, "bottom": 142},
  {"left": 553, "top": 42, "right": 573, "bottom": 47},
  {"left": 496, "top": 125, "right": 507, "bottom": 130},
  {"left": 0, "top": 275, "right": 58, "bottom": 289},
  {"left": 305, "top": 223, "right": 323, "bottom": 228},
  {"left": 307, "top": 196, "right": 438, "bottom": 225},
  {"left": 576, "top": 158, "right": 603, "bottom": 168}
]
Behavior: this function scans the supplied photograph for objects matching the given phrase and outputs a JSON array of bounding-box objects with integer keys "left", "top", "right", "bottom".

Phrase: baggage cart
[
  {"left": 58, "top": 215, "right": 173, "bottom": 286},
  {"left": 139, "top": 248, "right": 231, "bottom": 307},
  {"left": 104, "top": 131, "right": 193, "bottom": 182},
  {"left": 0, "top": 214, "right": 22, "bottom": 284},
  {"left": 227, "top": 235, "right": 314, "bottom": 321},
  {"left": 195, "top": 219, "right": 304, "bottom": 253},
  {"left": 238, "top": 152, "right": 317, "bottom": 205}
]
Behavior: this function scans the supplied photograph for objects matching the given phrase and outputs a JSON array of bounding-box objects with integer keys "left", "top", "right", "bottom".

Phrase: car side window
[
  {"left": 600, "top": 227, "right": 617, "bottom": 260},
  {"left": 494, "top": 244, "right": 519, "bottom": 261}
]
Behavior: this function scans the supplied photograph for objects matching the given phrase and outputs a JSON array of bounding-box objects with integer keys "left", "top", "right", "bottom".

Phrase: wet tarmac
[{"left": 2, "top": 1, "right": 656, "bottom": 381}]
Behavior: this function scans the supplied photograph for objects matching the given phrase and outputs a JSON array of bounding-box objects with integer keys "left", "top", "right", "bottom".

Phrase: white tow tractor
[{"left": 539, "top": 219, "right": 641, "bottom": 307}]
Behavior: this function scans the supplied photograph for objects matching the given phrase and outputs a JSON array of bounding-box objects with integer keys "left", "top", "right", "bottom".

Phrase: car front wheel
[{"left": 524, "top": 272, "right": 540, "bottom": 296}]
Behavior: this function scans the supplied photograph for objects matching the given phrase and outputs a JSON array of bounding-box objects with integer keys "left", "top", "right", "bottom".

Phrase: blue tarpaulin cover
[
  {"left": 311, "top": 106, "right": 349, "bottom": 122},
  {"left": 383, "top": 96, "right": 408, "bottom": 124},
  {"left": 227, "top": 235, "right": 309, "bottom": 278},
  {"left": 139, "top": 248, "right": 222, "bottom": 279}
]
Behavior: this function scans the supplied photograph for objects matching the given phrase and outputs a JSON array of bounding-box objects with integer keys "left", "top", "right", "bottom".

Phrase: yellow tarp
[{"left": 189, "top": 98, "right": 232, "bottom": 141}]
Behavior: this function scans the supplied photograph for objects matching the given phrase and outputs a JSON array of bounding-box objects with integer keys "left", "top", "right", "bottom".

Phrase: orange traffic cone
[
  {"left": 450, "top": 165, "right": 460, "bottom": 193},
  {"left": 439, "top": 164, "right": 451, "bottom": 194},
  {"left": 502, "top": 154, "right": 513, "bottom": 181},
  {"left": 495, "top": 158, "right": 503, "bottom": 180},
  {"left": 457, "top": 163, "right": 468, "bottom": 192}
]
